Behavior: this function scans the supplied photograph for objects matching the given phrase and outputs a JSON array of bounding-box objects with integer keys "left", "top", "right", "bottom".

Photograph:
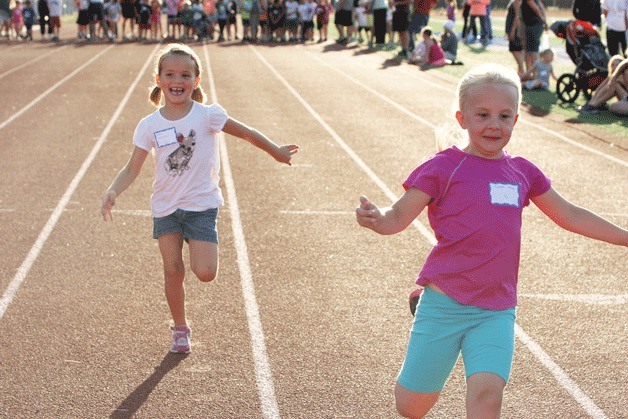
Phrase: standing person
[
  {"left": 446, "top": 0, "right": 455, "bottom": 21},
  {"left": 461, "top": 0, "right": 476, "bottom": 44},
  {"left": 241, "top": 0, "right": 253, "bottom": 40},
  {"left": 249, "top": 0, "right": 259, "bottom": 41},
  {"left": 215, "top": 0, "right": 227, "bottom": 40},
  {"left": 354, "top": 0, "right": 369, "bottom": 43},
  {"left": 314, "top": 0, "right": 331, "bottom": 42},
  {"left": 100, "top": 44, "right": 299, "bottom": 354},
  {"left": 226, "top": 0, "right": 237, "bottom": 40},
  {"left": 165, "top": 0, "right": 179, "bottom": 39},
  {"left": 120, "top": 0, "right": 137, "bottom": 39},
  {"left": 468, "top": 0, "right": 489, "bottom": 47},
  {"left": 407, "top": 0, "right": 436, "bottom": 52},
  {"left": 572, "top": 0, "right": 601, "bottom": 28},
  {"left": 136, "top": 0, "right": 152, "bottom": 39},
  {"left": 22, "top": 0, "right": 35, "bottom": 40},
  {"left": 297, "top": 0, "right": 314, "bottom": 41},
  {"left": 88, "top": 0, "right": 110, "bottom": 40},
  {"left": 0, "top": 0, "right": 10, "bottom": 39},
  {"left": 505, "top": 0, "right": 524, "bottom": 78},
  {"left": 268, "top": 0, "right": 285, "bottom": 41},
  {"left": 386, "top": 0, "right": 394, "bottom": 45},
  {"left": 284, "top": 0, "right": 298, "bottom": 41},
  {"left": 11, "top": 0, "right": 23, "bottom": 38},
  {"left": 37, "top": 0, "right": 52, "bottom": 39},
  {"left": 150, "top": 0, "right": 163, "bottom": 39},
  {"left": 334, "top": 0, "right": 354, "bottom": 44},
  {"left": 356, "top": 63, "right": 628, "bottom": 418},
  {"left": 602, "top": 0, "right": 627, "bottom": 57},
  {"left": 370, "top": 0, "right": 387, "bottom": 46},
  {"left": 106, "top": 0, "right": 122, "bottom": 39},
  {"left": 75, "top": 0, "right": 90, "bottom": 39},
  {"left": 521, "top": 0, "right": 547, "bottom": 75},
  {"left": 392, "top": 0, "right": 409, "bottom": 57},
  {"left": 204, "top": 0, "right": 217, "bottom": 40},
  {"left": 46, "top": 0, "right": 61, "bottom": 40}
]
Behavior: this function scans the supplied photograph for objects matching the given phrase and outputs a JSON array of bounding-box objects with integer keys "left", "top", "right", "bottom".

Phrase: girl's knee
[
  {"left": 466, "top": 373, "right": 505, "bottom": 418},
  {"left": 394, "top": 381, "right": 439, "bottom": 418},
  {"left": 163, "top": 263, "right": 185, "bottom": 283},
  {"left": 192, "top": 264, "right": 218, "bottom": 282}
]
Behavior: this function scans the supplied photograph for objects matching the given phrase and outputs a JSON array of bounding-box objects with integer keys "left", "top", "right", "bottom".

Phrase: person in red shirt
[{"left": 407, "top": 0, "right": 436, "bottom": 51}]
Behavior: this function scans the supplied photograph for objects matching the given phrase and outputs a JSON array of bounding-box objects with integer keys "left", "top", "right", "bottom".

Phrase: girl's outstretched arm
[
  {"left": 222, "top": 118, "right": 299, "bottom": 166},
  {"left": 101, "top": 146, "right": 149, "bottom": 221},
  {"left": 531, "top": 187, "right": 628, "bottom": 246},
  {"left": 356, "top": 187, "right": 432, "bottom": 235}
]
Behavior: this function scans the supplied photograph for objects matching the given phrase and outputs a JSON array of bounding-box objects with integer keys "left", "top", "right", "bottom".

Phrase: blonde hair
[
  {"left": 149, "top": 43, "right": 207, "bottom": 107},
  {"left": 436, "top": 64, "right": 522, "bottom": 151},
  {"left": 608, "top": 54, "right": 624, "bottom": 74}
]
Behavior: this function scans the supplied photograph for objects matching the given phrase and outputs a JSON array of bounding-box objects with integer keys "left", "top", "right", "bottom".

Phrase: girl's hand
[
  {"left": 101, "top": 190, "right": 117, "bottom": 221},
  {"left": 356, "top": 195, "right": 380, "bottom": 229},
  {"left": 275, "top": 144, "right": 300, "bottom": 165}
]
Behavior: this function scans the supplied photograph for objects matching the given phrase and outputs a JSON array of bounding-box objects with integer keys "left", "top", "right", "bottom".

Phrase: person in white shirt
[{"left": 101, "top": 44, "right": 299, "bottom": 354}]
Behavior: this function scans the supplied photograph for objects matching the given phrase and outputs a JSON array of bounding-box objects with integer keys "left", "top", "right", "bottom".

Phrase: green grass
[{"left": 331, "top": 13, "right": 628, "bottom": 138}]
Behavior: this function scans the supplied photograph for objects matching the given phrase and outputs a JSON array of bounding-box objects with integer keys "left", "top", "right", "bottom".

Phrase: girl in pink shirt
[{"left": 356, "top": 64, "right": 628, "bottom": 418}]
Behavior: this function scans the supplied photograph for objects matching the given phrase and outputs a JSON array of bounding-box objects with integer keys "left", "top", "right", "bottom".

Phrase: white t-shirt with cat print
[{"left": 133, "top": 102, "right": 229, "bottom": 218}]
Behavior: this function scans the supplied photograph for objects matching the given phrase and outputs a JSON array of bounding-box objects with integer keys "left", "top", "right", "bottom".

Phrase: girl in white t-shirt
[{"left": 101, "top": 44, "right": 299, "bottom": 354}]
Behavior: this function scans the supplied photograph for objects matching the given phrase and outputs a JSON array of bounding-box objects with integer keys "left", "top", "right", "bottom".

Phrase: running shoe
[
  {"left": 170, "top": 325, "right": 191, "bottom": 354},
  {"left": 409, "top": 288, "right": 423, "bottom": 316}
]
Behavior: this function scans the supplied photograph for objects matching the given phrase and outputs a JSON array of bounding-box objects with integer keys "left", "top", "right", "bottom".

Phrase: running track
[{"left": 0, "top": 36, "right": 626, "bottom": 418}]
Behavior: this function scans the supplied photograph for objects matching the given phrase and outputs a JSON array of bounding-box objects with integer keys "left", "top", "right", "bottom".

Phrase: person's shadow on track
[{"left": 110, "top": 352, "right": 189, "bottom": 418}]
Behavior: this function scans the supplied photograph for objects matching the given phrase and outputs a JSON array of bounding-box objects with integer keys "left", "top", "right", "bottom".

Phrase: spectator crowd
[{"left": 0, "top": 0, "right": 626, "bottom": 114}]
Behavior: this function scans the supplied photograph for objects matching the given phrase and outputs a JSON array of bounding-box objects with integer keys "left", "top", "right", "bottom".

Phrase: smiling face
[
  {"left": 155, "top": 53, "right": 200, "bottom": 108},
  {"left": 456, "top": 83, "right": 520, "bottom": 159}
]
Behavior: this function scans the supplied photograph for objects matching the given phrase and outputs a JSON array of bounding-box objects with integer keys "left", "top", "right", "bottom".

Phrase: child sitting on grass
[{"left": 522, "top": 48, "right": 557, "bottom": 90}]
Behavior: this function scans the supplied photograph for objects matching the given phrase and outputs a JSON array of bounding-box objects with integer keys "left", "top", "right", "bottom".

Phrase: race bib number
[
  {"left": 489, "top": 182, "right": 520, "bottom": 207},
  {"left": 154, "top": 127, "right": 178, "bottom": 148}
]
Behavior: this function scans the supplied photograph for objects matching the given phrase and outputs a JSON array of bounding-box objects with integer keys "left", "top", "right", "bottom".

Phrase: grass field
[
  {"left": 330, "top": 10, "right": 628, "bottom": 138},
  {"left": 56, "top": 8, "right": 628, "bottom": 138}
]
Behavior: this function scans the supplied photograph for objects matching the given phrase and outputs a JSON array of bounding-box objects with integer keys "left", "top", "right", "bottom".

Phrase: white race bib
[
  {"left": 489, "top": 182, "right": 520, "bottom": 207},
  {"left": 154, "top": 127, "right": 178, "bottom": 148}
]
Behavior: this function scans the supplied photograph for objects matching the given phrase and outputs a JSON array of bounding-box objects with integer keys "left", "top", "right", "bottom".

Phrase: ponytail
[
  {"left": 149, "top": 85, "right": 162, "bottom": 107},
  {"left": 191, "top": 86, "right": 207, "bottom": 104}
]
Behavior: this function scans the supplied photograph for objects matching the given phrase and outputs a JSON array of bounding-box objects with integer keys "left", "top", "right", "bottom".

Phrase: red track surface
[{"left": 0, "top": 29, "right": 626, "bottom": 418}]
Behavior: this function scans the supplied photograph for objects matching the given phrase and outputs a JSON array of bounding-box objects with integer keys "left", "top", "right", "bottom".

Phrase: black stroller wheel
[
  {"left": 582, "top": 87, "right": 594, "bottom": 101},
  {"left": 556, "top": 74, "right": 580, "bottom": 103}
]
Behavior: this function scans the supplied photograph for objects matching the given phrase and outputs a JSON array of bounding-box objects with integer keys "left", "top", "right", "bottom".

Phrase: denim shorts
[
  {"left": 153, "top": 208, "right": 219, "bottom": 243},
  {"left": 397, "top": 287, "right": 516, "bottom": 393}
]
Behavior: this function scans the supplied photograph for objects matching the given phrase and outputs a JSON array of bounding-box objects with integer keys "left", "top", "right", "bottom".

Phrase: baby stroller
[{"left": 550, "top": 20, "right": 610, "bottom": 103}]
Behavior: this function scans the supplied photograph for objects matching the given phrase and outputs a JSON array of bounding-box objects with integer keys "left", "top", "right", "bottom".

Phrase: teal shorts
[{"left": 397, "top": 287, "right": 516, "bottom": 393}]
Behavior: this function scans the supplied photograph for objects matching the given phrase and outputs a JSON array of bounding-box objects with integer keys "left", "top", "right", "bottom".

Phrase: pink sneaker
[
  {"left": 170, "top": 325, "right": 191, "bottom": 354},
  {"left": 409, "top": 288, "right": 424, "bottom": 316}
]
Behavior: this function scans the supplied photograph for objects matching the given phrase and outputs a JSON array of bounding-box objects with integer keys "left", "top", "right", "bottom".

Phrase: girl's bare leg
[
  {"left": 158, "top": 233, "right": 187, "bottom": 325},
  {"left": 188, "top": 239, "right": 218, "bottom": 283},
  {"left": 394, "top": 381, "right": 440, "bottom": 418},
  {"left": 465, "top": 373, "right": 506, "bottom": 419}
]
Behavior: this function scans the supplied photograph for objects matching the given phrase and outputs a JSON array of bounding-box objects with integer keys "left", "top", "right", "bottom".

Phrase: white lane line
[
  {"left": 0, "top": 47, "right": 66, "bottom": 80},
  {"left": 0, "top": 44, "right": 161, "bottom": 320},
  {"left": 520, "top": 293, "right": 628, "bottom": 305},
  {"left": 305, "top": 50, "right": 627, "bottom": 167},
  {"left": 249, "top": 44, "right": 436, "bottom": 246},
  {"left": 251, "top": 45, "right": 609, "bottom": 418},
  {"left": 515, "top": 325, "right": 609, "bottom": 419},
  {"left": 0, "top": 45, "right": 114, "bottom": 132},
  {"left": 279, "top": 210, "right": 354, "bottom": 215},
  {"left": 202, "top": 45, "right": 280, "bottom": 419}
]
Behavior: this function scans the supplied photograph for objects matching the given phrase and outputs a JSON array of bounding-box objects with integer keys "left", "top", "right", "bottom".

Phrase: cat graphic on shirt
[{"left": 165, "top": 129, "right": 196, "bottom": 176}]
